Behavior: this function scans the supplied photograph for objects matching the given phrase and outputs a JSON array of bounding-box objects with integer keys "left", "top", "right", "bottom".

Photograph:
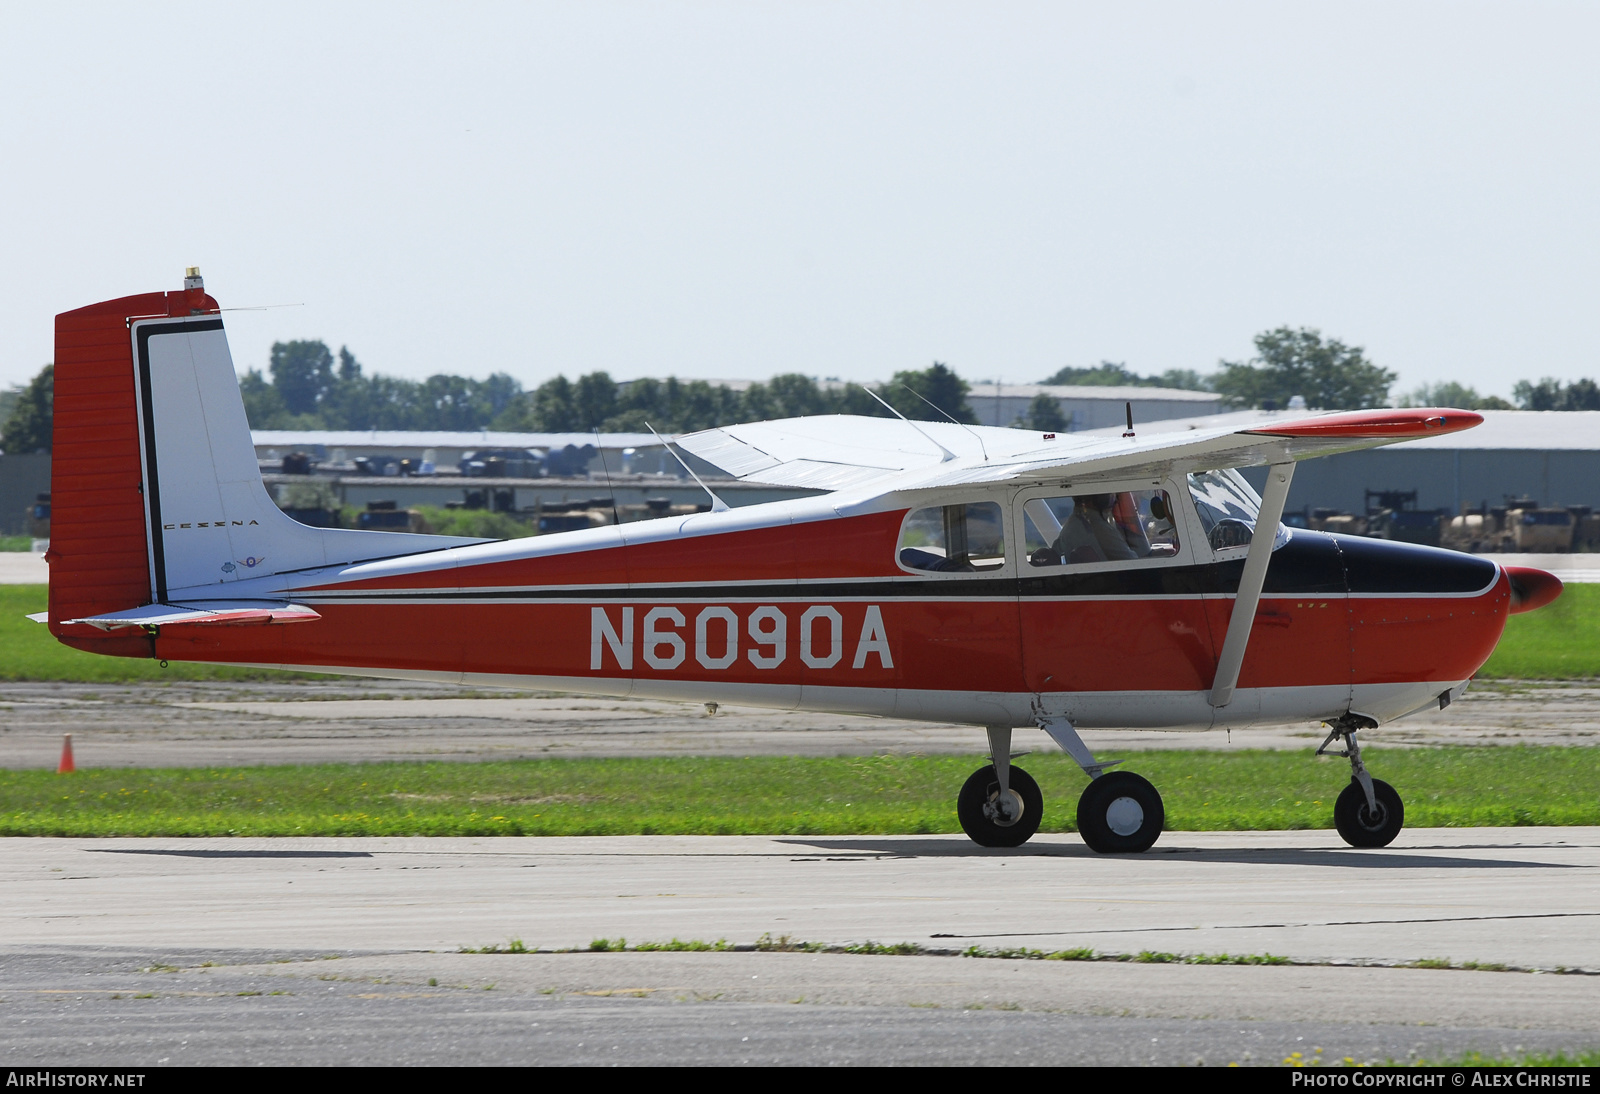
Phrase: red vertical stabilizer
[{"left": 48, "top": 283, "right": 218, "bottom": 657}]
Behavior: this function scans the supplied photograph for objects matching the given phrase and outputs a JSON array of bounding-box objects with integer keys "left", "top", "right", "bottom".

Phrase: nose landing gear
[{"left": 1319, "top": 716, "right": 1404, "bottom": 848}]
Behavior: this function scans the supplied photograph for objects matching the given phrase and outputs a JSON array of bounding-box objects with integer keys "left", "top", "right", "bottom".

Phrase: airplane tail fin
[{"left": 48, "top": 272, "right": 477, "bottom": 653}]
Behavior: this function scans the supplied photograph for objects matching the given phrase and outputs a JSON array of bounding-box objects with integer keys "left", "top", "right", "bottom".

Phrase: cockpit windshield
[{"left": 1186, "top": 470, "right": 1292, "bottom": 553}]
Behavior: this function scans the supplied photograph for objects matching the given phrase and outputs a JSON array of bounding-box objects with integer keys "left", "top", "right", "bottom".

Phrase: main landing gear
[
  {"left": 956, "top": 722, "right": 1166, "bottom": 853},
  {"left": 1319, "top": 716, "right": 1404, "bottom": 848}
]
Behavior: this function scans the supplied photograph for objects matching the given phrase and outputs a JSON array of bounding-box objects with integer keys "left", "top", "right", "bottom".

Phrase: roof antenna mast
[
  {"left": 858, "top": 385, "right": 958, "bottom": 463},
  {"left": 647, "top": 423, "right": 730, "bottom": 513},
  {"left": 593, "top": 427, "right": 623, "bottom": 527}
]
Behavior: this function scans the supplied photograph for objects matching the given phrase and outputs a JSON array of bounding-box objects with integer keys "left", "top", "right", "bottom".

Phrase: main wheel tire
[
  {"left": 1077, "top": 771, "right": 1165, "bottom": 854},
  {"left": 957, "top": 764, "right": 1044, "bottom": 848},
  {"left": 1333, "top": 778, "right": 1404, "bottom": 848}
]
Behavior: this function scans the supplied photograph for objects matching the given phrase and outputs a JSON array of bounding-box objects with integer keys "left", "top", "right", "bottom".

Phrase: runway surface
[
  {"left": 6, "top": 551, "right": 1600, "bottom": 1063},
  {"left": 3, "top": 829, "right": 1598, "bottom": 1064}
]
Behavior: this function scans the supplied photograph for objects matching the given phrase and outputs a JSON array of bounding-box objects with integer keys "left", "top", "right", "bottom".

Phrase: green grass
[
  {"left": 410, "top": 506, "right": 536, "bottom": 540},
  {"left": 0, "top": 535, "right": 34, "bottom": 551},
  {"left": 1481, "top": 583, "right": 1600, "bottom": 678},
  {"left": 1414, "top": 1049, "right": 1600, "bottom": 1067},
  {"left": 0, "top": 586, "right": 322, "bottom": 682},
  {"left": 2, "top": 747, "right": 1596, "bottom": 837}
]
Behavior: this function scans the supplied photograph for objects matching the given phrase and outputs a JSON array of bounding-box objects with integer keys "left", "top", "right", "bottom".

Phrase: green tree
[
  {"left": 1042, "top": 361, "right": 1145, "bottom": 387},
  {"left": 269, "top": 340, "right": 337, "bottom": 416},
  {"left": 1513, "top": 377, "right": 1600, "bottom": 411},
  {"left": 1155, "top": 368, "right": 1210, "bottom": 391},
  {"left": 478, "top": 373, "right": 523, "bottom": 422},
  {"left": 0, "top": 364, "right": 52, "bottom": 453},
  {"left": 362, "top": 374, "right": 425, "bottom": 430},
  {"left": 573, "top": 372, "right": 619, "bottom": 430},
  {"left": 884, "top": 362, "right": 977, "bottom": 423},
  {"left": 528, "top": 376, "right": 579, "bottom": 431},
  {"left": 1021, "top": 391, "right": 1068, "bottom": 432},
  {"left": 1212, "top": 327, "right": 1394, "bottom": 410},
  {"left": 1040, "top": 363, "right": 1212, "bottom": 391},
  {"left": 1400, "top": 382, "right": 1513, "bottom": 411},
  {"left": 238, "top": 368, "right": 288, "bottom": 427}
]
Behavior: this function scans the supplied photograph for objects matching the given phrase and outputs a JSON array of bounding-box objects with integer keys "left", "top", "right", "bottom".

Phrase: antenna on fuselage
[
  {"left": 647, "top": 423, "right": 730, "bottom": 513},
  {"left": 1123, "top": 401, "right": 1136, "bottom": 439},
  {"left": 859, "top": 385, "right": 957, "bottom": 463},
  {"left": 899, "top": 383, "right": 989, "bottom": 462},
  {"left": 593, "top": 427, "right": 623, "bottom": 527}
]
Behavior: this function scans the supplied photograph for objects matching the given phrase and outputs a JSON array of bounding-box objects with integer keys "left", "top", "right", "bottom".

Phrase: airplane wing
[
  {"left": 678, "top": 415, "right": 1104, "bottom": 490},
  {"left": 677, "top": 409, "right": 1483, "bottom": 493}
]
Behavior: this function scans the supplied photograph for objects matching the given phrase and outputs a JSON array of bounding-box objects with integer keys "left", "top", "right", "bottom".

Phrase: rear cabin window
[
  {"left": 1021, "top": 490, "right": 1180, "bottom": 567},
  {"left": 898, "top": 502, "right": 1006, "bottom": 573}
]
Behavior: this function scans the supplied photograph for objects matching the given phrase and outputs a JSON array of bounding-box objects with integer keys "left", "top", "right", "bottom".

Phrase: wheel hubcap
[
  {"left": 985, "top": 788, "right": 1024, "bottom": 826},
  {"left": 1105, "top": 796, "right": 1144, "bottom": 836}
]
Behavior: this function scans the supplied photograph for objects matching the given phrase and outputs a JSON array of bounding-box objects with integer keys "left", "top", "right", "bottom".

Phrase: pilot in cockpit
[{"left": 1054, "top": 493, "right": 1153, "bottom": 564}]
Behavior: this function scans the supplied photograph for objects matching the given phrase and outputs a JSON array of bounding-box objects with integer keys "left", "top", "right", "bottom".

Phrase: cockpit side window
[
  {"left": 1022, "top": 490, "right": 1180, "bottom": 568},
  {"left": 898, "top": 502, "right": 1006, "bottom": 573},
  {"left": 1187, "top": 469, "right": 1292, "bottom": 553}
]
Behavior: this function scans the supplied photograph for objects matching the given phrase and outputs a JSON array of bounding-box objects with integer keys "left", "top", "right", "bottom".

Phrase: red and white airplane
[{"left": 39, "top": 273, "right": 1563, "bottom": 853}]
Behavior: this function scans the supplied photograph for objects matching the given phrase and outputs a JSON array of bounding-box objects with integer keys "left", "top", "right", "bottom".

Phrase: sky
[{"left": 1, "top": 1, "right": 1597, "bottom": 400}]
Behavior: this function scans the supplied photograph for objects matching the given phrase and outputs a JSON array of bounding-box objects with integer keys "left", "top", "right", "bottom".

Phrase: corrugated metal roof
[
  {"left": 616, "top": 378, "right": 1222, "bottom": 403},
  {"left": 1385, "top": 411, "right": 1600, "bottom": 451},
  {"left": 968, "top": 383, "right": 1222, "bottom": 403}
]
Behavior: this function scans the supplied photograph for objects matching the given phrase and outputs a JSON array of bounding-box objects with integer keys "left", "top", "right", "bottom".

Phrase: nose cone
[{"left": 1505, "top": 566, "right": 1564, "bottom": 614}]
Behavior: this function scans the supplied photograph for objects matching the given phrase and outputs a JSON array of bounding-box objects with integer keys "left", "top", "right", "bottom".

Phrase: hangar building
[{"left": 1113, "top": 410, "right": 1600, "bottom": 517}]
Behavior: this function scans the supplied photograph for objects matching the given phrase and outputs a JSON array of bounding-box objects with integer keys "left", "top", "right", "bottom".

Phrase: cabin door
[{"left": 1014, "top": 479, "right": 1220, "bottom": 729}]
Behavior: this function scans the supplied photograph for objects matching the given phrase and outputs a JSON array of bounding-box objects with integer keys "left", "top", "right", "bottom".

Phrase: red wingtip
[
  {"left": 1505, "top": 566, "right": 1563, "bottom": 614},
  {"left": 1248, "top": 407, "right": 1484, "bottom": 439}
]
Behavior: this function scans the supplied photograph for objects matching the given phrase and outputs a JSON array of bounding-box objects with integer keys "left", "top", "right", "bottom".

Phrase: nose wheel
[
  {"left": 1320, "top": 717, "right": 1404, "bottom": 848},
  {"left": 1333, "top": 777, "right": 1404, "bottom": 847}
]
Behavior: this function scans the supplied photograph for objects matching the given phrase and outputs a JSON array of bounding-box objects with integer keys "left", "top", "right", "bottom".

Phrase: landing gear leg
[
  {"left": 956, "top": 726, "right": 1043, "bottom": 848},
  {"left": 1036, "top": 713, "right": 1164, "bottom": 854},
  {"left": 1319, "top": 716, "right": 1404, "bottom": 848}
]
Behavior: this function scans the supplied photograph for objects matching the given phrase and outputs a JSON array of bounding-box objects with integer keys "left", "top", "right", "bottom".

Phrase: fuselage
[{"left": 113, "top": 491, "right": 1514, "bottom": 733}]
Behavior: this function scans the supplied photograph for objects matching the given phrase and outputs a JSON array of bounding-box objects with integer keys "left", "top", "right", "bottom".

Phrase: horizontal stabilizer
[
  {"left": 26, "top": 612, "right": 48, "bottom": 623},
  {"left": 62, "top": 601, "right": 321, "bottom": 630}
]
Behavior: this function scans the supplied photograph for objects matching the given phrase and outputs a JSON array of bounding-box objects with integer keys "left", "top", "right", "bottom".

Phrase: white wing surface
[{"left": 678, "top": 410, "right": 1483, "bottom": 494}]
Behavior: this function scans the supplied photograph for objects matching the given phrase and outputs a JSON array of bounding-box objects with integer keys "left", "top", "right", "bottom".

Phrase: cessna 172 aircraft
[{"left": 38, "top": 273, "right": 1563, "bottom": 853}]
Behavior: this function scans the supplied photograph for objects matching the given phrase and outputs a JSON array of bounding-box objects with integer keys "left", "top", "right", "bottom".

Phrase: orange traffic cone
[{"left": 57, "top": 733, "right": 75, "bottom": 774}]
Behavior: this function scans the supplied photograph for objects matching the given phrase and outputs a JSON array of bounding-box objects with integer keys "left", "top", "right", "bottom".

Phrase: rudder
[{"left": 48, "top": 272, "right": 479, "bottom": 654}]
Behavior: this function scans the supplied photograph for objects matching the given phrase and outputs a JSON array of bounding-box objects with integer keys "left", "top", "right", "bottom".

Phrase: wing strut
[
  {"left": 1209, "top": 462, "right": 1295, "bottom": 709},
  {"left": 647, "top": 423, "right": 730, "bottom": 513}
]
